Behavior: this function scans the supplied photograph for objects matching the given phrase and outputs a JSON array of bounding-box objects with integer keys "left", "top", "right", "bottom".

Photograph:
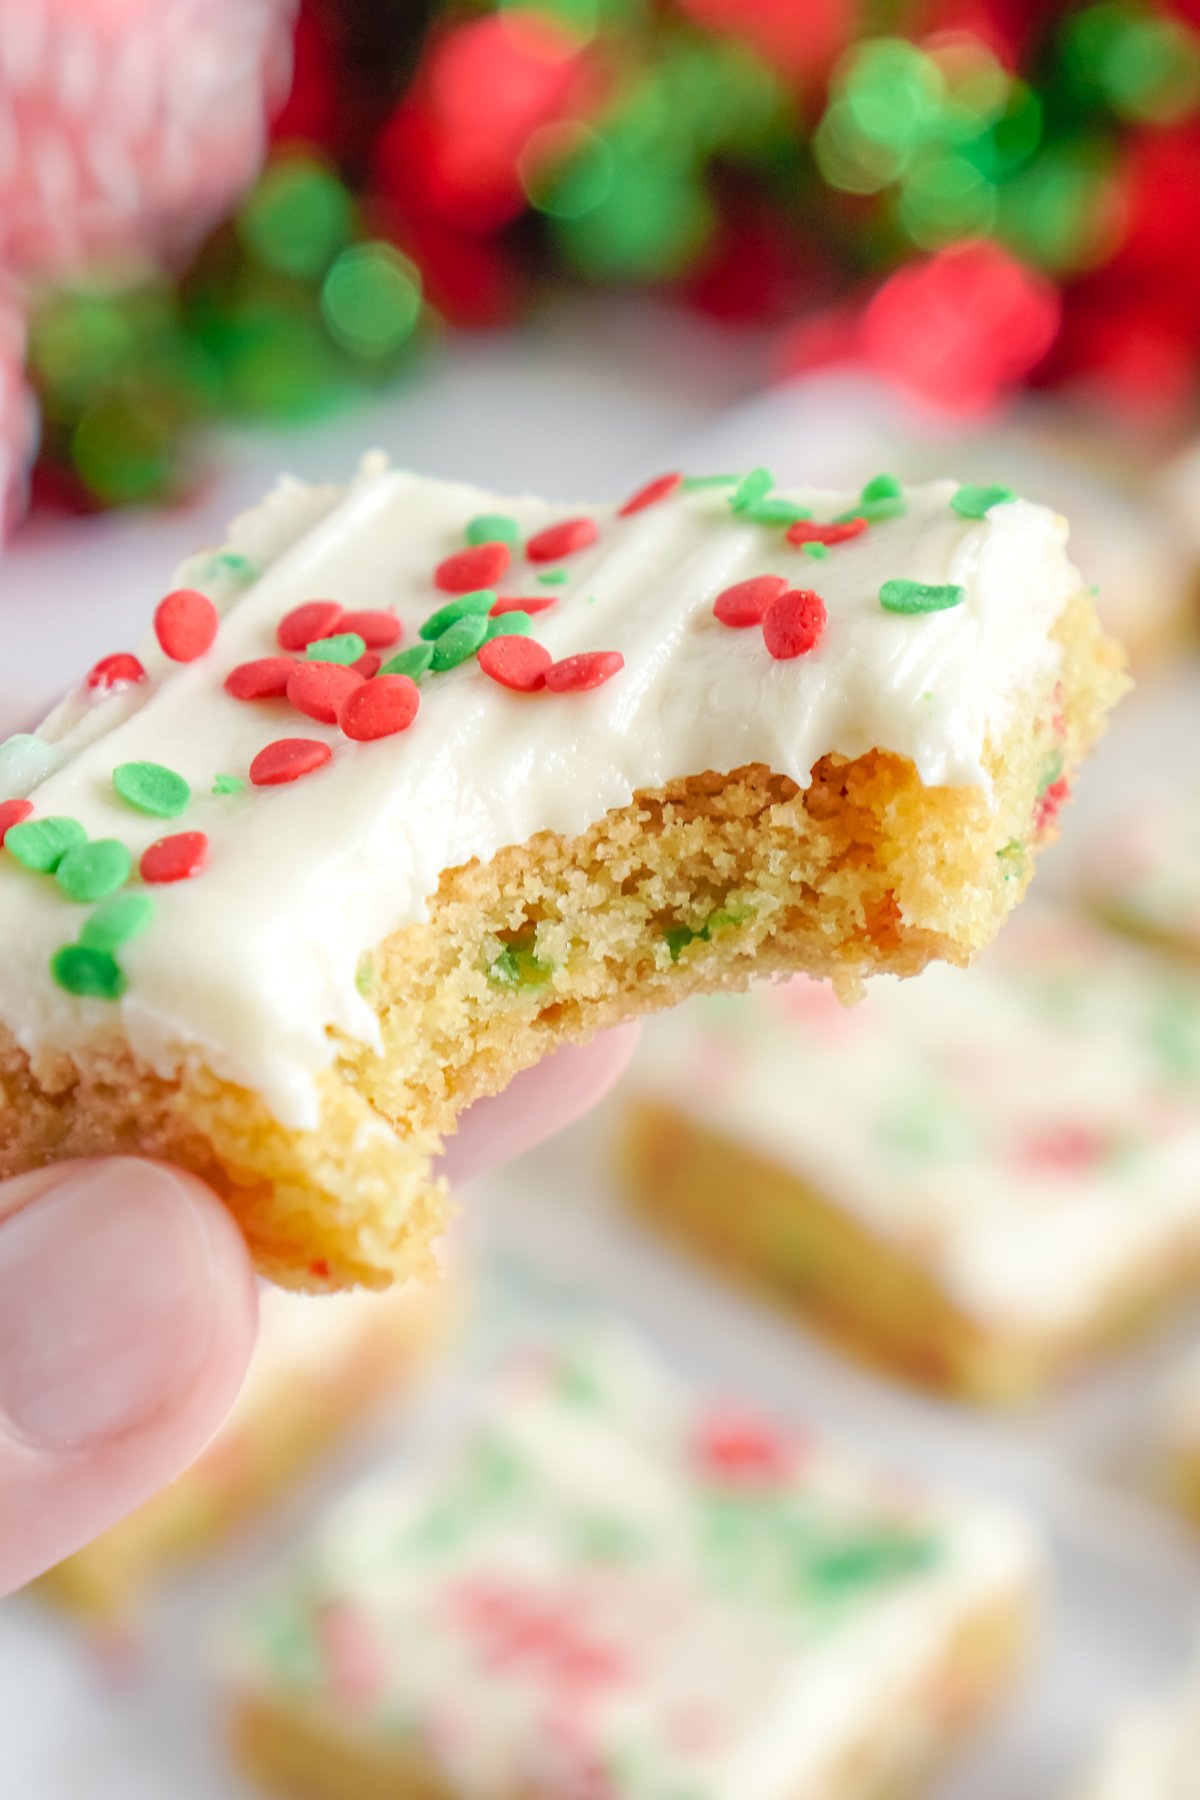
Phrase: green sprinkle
[
  {"left": 1038, "top": 749, "right": 1065, "bottom": 797},
  {"left": 681, "top": 473, "right": 740, "bottom": 489},
  {"left": 487, "top": 931, "right": 553, "bottom": 990},
  {"left": 51, "top": 944, "right": 126, "bottom": 1000},
  {"left": 664, "top": 924, "right": 700, "bottom": 961},
  {"left": 380, "top": 642, "right": 436, "bottom": 681},
  {"left": 485, "top": 611, "right": 532, "bottom": 640},
  {"left": 55, "top": 839, "right": 132, "bottom": 903},
  {"left": 355, "top": 957, "right": 375, "bottom": 996},
  {"left": 304, "top": 632, "right": 366, "bottom": 665},
  {"left": 466, "top": 513, "right": 520, "bottom": 548},
  {"left": 729, "top": 466, "right": 773, "bottom": 513},
  {"left": 951, "top": 483, "right": 1016, "bottom": 520},
  {"left": 420, "top": 591, "right": 496, "bottom": 641},
  {"left": 80, "top": 892, "right": 156, "bottom": 951},
  {"left": 431, "top": 613, "right": 490, "bottom": 671},
  {"left": 213, "top": 774, "right": 246, "bottom": 796},
  {"left": 742, "top": 498, "right": 812, "bottom": 526},
  {"left": 996, "top": 840, "right": 1025, "bottom": 880},
  {"left": 208, "top": 552, "right": 256, "bottom": 581},
  {"left": 4, "top": 816, "right": 86, "bottom": 873},
  {"left": 536, "top": 569, "right": 569, "bottom": 586},
  {"left": 801, "top": 542, "right": 830, "bottom": 560},
  {"left": 880, "top": 579, "right": 965, "bottom": 615},
  {"left": 836, "top": 497, "right": 906, "bottom": 525},
  {"left": 861, "top": 472, "right": 902, "bottom": 502},
  {"left": 113, "top": 761, "right": 190, "bottom": 819},
  {"left": 705, "top": 903, "right": 753, "bottom": 935}
]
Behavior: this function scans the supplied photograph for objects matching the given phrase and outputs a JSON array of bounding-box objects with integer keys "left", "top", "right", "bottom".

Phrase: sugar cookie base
[
  {"left": 227, "top": 1588, "right": 1032, "bottom": 1800},
  {"left": 621, "top": 1100, "right": 1200, "bottom": 1406},
  {"left": 0, "top": 593, "right": 1125, "bottom": 1290}
]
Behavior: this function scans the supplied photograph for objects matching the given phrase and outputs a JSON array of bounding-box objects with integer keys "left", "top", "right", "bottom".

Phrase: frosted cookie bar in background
[
  {"left": 223, "top": 1326, "right": 1040, "bottom": 1800},
  {"left": 1074, "top": 1660, "right": 1200, "bottom": 1798},
  {"left": 0, "top": 460, "right": 1125, "bottom": 1290},
  {"left": 37, "top": 1281, "right": 451, "bottom": 1620},
  {"left": 1157, "top": 1344, "right": 1200, "bottom": 1529},
  {"left": 1073, "top": 777, "right": 1200, "bottom": 962},
  {"left": 623, "top": 906, "right": 1200, "bottom": 1405}
]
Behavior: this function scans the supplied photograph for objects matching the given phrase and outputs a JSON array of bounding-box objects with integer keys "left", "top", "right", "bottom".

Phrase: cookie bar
[
  {"left": 1075, "top": 1663, "right": 1200, "bottom": 1798},
  {"left": 1074, "top": 776, "right": 1200, "bottom": 962},
  {"left": 223, "top": 1326, "right": 1039, "bottom": 1800},
  {"left": 0, "top": 461, "right": 1125, "bottom": 1288},
  {"left": 1156, "top": 1344, "right": 1200, "bottom": 1527},
  {"left": 39, "top": 1281, "right": 449, "bottom": 1618},
  {"left": 623, "top": 906, "right": 1200, "bottom": 1403}
]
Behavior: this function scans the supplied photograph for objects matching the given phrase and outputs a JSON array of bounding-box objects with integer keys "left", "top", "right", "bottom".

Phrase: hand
[{"left": 0, "top": 1026, "right": 638, "bottom": 1597}]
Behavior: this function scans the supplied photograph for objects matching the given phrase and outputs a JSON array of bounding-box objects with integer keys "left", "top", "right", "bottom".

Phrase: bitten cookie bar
[
  {"left": 39, "top": 1281, "right": 450, "bottom": 1619},
  {"left": 624, "top": 906, "right": 1200, "bottom": 1403},
  {"left": 223, "top": 1326, "right": 1039, "bottom": 1800},
  {"left": 0, "top": 461, "right": 1125, "bottom": 1288}
]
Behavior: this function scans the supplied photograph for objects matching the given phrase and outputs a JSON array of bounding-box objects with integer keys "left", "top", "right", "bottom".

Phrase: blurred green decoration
[{"left": 15, "top": 0, "right": 1200, "bottom": 516}]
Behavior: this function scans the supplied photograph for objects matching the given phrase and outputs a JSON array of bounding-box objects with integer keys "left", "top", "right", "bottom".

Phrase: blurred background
[{"left": 7, "top": 1, "right": 1200, "bottom": 1796}]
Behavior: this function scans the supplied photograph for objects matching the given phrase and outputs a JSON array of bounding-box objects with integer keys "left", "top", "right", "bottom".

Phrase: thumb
[{"left": 0, "top": 1158, "right": 258, "bottom": 1596}]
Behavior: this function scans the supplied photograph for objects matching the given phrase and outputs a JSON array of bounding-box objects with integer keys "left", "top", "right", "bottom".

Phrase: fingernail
[{"left": 0, "top": 1160, "right": 217, "bottom": 1450}]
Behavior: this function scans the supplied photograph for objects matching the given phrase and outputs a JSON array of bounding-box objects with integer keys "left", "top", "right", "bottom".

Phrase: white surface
[{"left": 2, "top": 331, "right": 1200, "bottom": 1798}]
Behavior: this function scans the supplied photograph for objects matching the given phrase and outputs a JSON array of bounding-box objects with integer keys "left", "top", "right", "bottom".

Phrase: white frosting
[
  {"left": 635, "top": 906, "right": 1200, "bottom": 1334},
  {"left": 0, "top": 460, "right": 1081, "bottom": 1126},
  {"left": 224, "top": 1326, "right": 1037, "bottom": 1800},
  {"left": 1079, "top": 1665, "right": 1200, "bottom": 1799},
  {"left": 1080, "top": 778, "right": 1200, "bottom": 955}
]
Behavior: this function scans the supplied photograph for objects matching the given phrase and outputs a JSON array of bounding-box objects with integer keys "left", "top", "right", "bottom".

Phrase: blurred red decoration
[
  {"left": 0, "top": 288, "right": 36, "bottom": 539},
  {"left": 860, "top": 244, "right": 1061, "bottom": 414},
  {"left": 680, "top": 0, "right": 854, "bottom": 82},
  {"left": 376, "top": 13, "right": 592, "bottom": 236},
  {"left": 0, "top": 0, "right": 295, "bottom": 278}
]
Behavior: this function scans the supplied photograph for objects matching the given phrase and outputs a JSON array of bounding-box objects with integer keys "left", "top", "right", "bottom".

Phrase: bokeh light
[{"left": 320, "top": 244, "right": 423, "bottom": 360}]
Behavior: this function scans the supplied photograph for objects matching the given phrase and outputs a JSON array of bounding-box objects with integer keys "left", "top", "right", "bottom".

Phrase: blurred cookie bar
[
  {"left": 624, "top": 906, "right": 1200, "bottom": 1402},
  {"left": 224, "top": 1326, "right": 1039, "bottom": 1800}
]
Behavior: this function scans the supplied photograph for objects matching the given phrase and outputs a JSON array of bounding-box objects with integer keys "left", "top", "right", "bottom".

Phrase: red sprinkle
[
  {"left": 277, "top": 600, "right": 344, "bottom": 652},
  {"left": 353, "top": 650, "right": 382, "bottom": 679},
  {"left": 140, "top": 831, "right": 208, "bottom": 884},
  {"left": 1035, "top": 777, "right": 1070, "bottom": 835},
  {"left": 339, "top": 674, "right": 420, "bottom": 741},
  {"left": 490, "top": 595, "right": 557, "bottom": 617},
  {"left": 763, "top": 588, "right": 827, "bottom": 660},
  {"left": 713, "top": 574, "right": 787, "bottom": 629},
  {"left": 526, "top": 517, "right": 599, "bottom": 562},
  {"left": 309, "top": 1258, "right": 331, "bottom": 1280},
  {"left": 224, "top": 656, "right": 295, "bottom": 701},
  {"left": 436, "top": 543, "right": 510, "bottom": 592},
  {"left": 154, "top": 589, "right": 218, "bottom": 663},
  {"left": 250, "top": 738, "right": 333, "bottom": 787},
  {"left": 0, "top": 798, "right": 33, "bottom": 844},
  {"left": 544, "top": 650, "right": 624, "bottom": 692},
  {"left": 478, "top": 635, "right": 552, "bottom": 692},
  {"left": 786, "top": 517, "right": 868, "bottom": 548},
  {"left": 86, "top": 652, "right": 147, "bottom": 691},
  {"left": 287, "top": 661, "right": 364, "bottom": 724},
  {"left": 617, "top": 472, "right": 683, "bottom": 517},
  {"left": 339, "top": 609, "right": 403, "bottom": 648}
]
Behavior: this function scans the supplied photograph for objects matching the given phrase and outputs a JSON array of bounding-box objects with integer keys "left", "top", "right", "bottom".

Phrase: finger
[
  {"left": 439, "top": 1024, "right": 641, "bottom": 1188},
  {"left": 0, "top": 1158, "right": 258, "bottom": 1596}
]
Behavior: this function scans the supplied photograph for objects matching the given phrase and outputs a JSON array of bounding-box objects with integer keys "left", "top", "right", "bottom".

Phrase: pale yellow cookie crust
[{"left": 227, "top": 1587, "right": 1033, "bottom": 1800}]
